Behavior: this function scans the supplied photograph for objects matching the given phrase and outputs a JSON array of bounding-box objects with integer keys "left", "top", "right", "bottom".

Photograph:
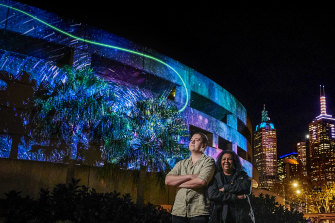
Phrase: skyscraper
[
  {"left": 308, "top": 86, "right": 335, "bottom": 186},
  {"left": 253, "top": 105, "right": 278, "bottom": 190},
  {"left": 296, "top": 141, "right": 308, "bottom": 177},
  {"left": 278, "top": 152, "right": 299, "bottom": 182}
]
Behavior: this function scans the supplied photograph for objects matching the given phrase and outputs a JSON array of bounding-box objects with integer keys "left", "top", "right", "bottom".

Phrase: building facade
[
  {"left": 308, "top": 86, "right": 335, "bottom": 186},
  {"left": 278, "top": 152, "right": 300, "bottom": 182},
  {"left": 0, "top": 1, "right": 253, "bottom": 175},
  {"left": 296, "top": 141, "right": 308, "bottom": 177},
  {"left": 253, "top": 105, "right": 277, "bottom": 190}
]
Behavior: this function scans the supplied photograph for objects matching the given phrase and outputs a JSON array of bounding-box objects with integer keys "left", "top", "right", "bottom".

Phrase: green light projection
[{"left": 0, "top": 3, "right": 189, "bottom": 112}]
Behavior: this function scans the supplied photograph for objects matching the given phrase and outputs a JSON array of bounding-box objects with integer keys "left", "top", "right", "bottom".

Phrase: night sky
[{"left": 13, "top": 1, "right": 335, "bottom": 156}]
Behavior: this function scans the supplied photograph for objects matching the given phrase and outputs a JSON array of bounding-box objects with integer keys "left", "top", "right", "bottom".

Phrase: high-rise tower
[
  {"left": 296, "top": 141, "right": 308, "bottom": 177},
  {"left": 308, "top": 86, "right": 335, "bottom": 186},
  {"left": 253, "top": 105, "right": 278, "bottom": 190}
]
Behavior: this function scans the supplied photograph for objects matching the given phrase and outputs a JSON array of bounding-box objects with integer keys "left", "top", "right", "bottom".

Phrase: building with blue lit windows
[
  {"left": 277, "top": 152, "right": 299, "bottom": 182},
  {"left": 0, "top": 0, "right": 253, "bottom": 176},
  {"left": 308, "top": 86, "right": 335, "bottom": 187},
  {"left": 253, "top": 105, "right": 277, "bottom": 190}
]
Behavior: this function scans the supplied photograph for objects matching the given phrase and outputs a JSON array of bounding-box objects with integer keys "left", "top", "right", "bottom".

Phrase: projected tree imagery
[
  {"left": 29, "top": 66, "right": 122, "bottom": 163},
  {"left": 0, "top": 0, "right": 192, "bottom": 170},
  {"left": 0, "top": 2, "right": 312, "bottom": 222},
  {"left": 0, "top": 71, "right": 36, "bottom": 159},
  {"left": 0, "top": 65, "right": 189, "bottom": 169}
]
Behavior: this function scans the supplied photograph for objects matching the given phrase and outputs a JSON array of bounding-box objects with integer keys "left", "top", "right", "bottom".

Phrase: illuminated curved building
[
  {"left": 0, "top": 1, "right": 253, "bottom": 175},
  {"left": 308, "top": 86, "right": 335, "bottom": 186},
  {"left": 253, "top": 105, "right": 277, "bottom": 190}
]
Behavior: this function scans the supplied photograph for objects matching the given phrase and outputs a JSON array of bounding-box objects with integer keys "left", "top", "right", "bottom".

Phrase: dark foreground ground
[{"left": 0, "top": 179, "right": 306, "bottom": 223}]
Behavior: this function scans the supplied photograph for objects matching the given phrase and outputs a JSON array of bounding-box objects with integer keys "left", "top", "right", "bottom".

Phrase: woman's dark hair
[
  {"left": 191, "top": 132, "right": 208, "bottom": 147},
  {"left": 216, "top": 150, "right": 244, "bottom": 173}
]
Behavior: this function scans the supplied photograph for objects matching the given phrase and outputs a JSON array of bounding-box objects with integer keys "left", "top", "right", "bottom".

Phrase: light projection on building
[
  {"left": 0, "top": 3, "right": 189, "bottom": 112},
  {"left": 0, "top": 0, "right": 252, "bottom": 174}
]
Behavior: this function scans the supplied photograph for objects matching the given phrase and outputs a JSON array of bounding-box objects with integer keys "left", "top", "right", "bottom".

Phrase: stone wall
[{"left": 0, "top": 158, "right": 176, "bottom": 205}]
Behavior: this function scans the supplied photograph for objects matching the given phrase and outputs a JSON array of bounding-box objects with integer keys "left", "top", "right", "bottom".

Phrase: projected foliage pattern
[
  {"left": 0, "top": 51, "right": 189, "bottom": 170},
  {"left": 0, "top": 1, "right": 252, "bottom": 175}
]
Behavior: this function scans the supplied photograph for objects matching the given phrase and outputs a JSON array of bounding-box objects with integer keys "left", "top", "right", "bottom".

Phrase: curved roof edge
[{"left": 0, "top": 0, "right": 247, "bottom": 123}]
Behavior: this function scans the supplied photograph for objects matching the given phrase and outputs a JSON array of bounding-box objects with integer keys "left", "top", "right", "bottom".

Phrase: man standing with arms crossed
[{"left": 165, "top": 132, "right": 215, "bottom": 223}]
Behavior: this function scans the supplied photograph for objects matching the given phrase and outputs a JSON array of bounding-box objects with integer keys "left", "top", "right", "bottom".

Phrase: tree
[
  {"left": 29, "top": 66, "right": 124, "bottom": 164},
  {"left": 307, "top": 182, "right": 335, "bottom": 213},
  {"left": 3, "top": 179, "right": 172, "bottom": 223},
  {"left": 110, "top": 96, "right": 189, "bottom": 171},
  {"left": 0, "top": 70, "right": 36, "bottom": 159},
  {"left": 107, "top": 96, "right": 189, "bottom": 206},
  {"left": 250, "top": 193, "right": 307, "bottom": 223}
]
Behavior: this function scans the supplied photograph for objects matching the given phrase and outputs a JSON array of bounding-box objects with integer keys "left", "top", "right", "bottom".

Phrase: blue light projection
[
  {"left": 0, "top": 79, "right": 6, "bottom": 90},
  {"left": 0, "top": 49, "right": 187, "bottom": 170},
  {"left": 0, "top": 135, "right": 11, "bottom": 158},
  {"left": 0, "top": 0, "right": 252, "bottom": 173},
  {"left": 0, "top": 3, "right": 189, "bottom": 112},
  {"left": 0, "top": 50, "right": 68, "bottom": 89},
  {"left": 256, "top": 122, "right": 275, "bottom": 131},
  {"left": 279, "top": 152, "right": 297, "bottom": 159}
]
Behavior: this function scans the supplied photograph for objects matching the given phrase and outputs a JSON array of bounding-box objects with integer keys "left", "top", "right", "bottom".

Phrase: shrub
[
  {"left": 1, "top": 179, "right": 171, "bottom": 223},
  {"left": 249, "top": 193, "right": 307, "bottom": 223}
]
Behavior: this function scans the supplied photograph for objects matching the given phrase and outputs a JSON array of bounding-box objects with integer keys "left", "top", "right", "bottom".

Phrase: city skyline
[
  {"left": 14, "top": 1, "right": 335, "bottom": 156},
  {"left": 2, "top": 2, "right": 335, "bottom": 219}
]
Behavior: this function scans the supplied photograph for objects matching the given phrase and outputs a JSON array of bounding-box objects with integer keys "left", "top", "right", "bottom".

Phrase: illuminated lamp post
[
  {"left": 294, "top": 182, "right": 308, "bottom": 213},
  {"left": 293, "top": 182, "right": 298, "bottom": 188}
]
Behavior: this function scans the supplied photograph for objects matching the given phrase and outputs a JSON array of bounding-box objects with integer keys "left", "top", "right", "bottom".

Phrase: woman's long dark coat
[{"left": 208, "top": 168, "right": 255, "bottom": 223}]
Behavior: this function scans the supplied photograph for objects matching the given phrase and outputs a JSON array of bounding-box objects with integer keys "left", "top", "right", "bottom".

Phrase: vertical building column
[
  {"left": 174, "top": 85, "right": 186, "bottom": 107},
  {"left": 227, "top": 114, "right": 237, "bottom": 130},
  {"left": 174, "top": 67, "right": 190, "bottom": 111},
  {"left": 212, "top": 133, "right": 219, "bottom": 149},
  {"left": 232, "top": 143, "right": 238, "bottom": 154}
]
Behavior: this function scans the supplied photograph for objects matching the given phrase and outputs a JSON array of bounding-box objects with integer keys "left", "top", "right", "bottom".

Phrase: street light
[
  {"left": 295, "top": 188, "right": 308, "bottom": 213},
  {"left": 282, "top": 180, "right": 304, "bottom": 211},
  {"left": 290, "top": 181, "right": 308, "bottom": 213},
  {"left": 293, "top": 182, "right": 298, "bottom": 188}
]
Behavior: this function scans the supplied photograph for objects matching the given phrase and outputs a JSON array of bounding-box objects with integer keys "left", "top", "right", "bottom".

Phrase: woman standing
[{"left": 208, "top": 151, "right": 255, "bottom": 223}]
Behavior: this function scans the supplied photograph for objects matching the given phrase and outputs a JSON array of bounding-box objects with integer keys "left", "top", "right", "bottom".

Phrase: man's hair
[{"left": 191, "top": 132, "right": 208, "bottom": 147}]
